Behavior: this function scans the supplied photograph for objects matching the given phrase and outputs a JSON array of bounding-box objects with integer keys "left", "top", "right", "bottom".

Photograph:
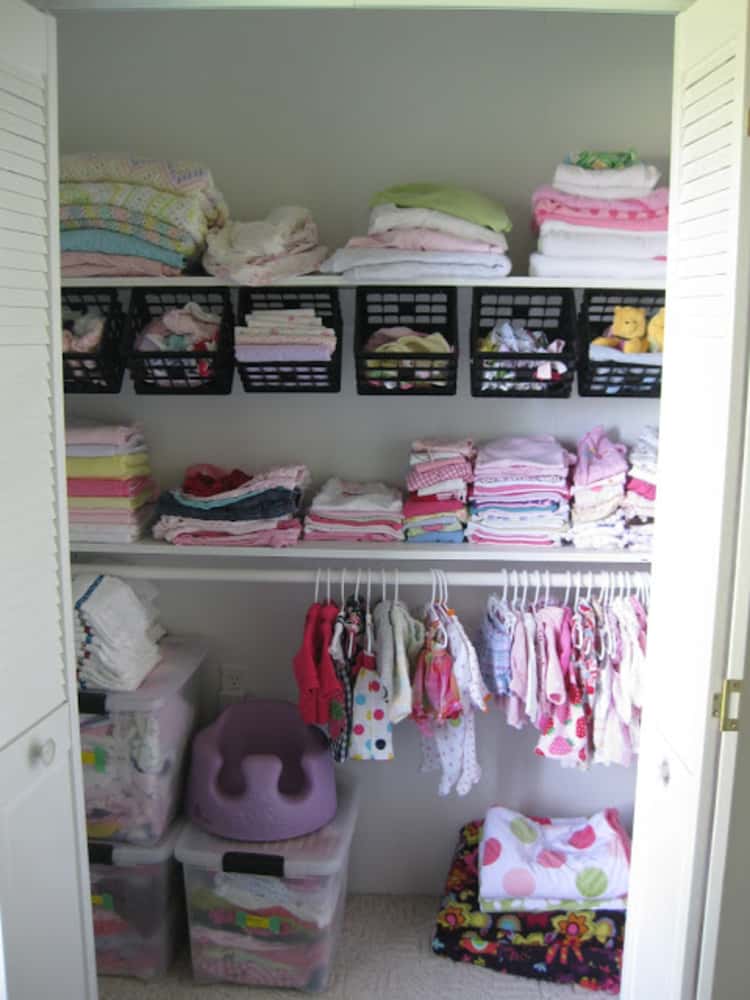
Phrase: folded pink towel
[
  {"left": 67, "top": 475, "right": 154, "bottom": 497},
  {"left": 61, "top": 252, "right": 181, "bottom": 277},
  {"left": 532, "top": 186, "right": 669, "bottom": 233},
  {"left": 347, "top": 229, "right": 501, "bottom": 254},
  {"left": 65, "top": 422, "right": 144, "bottom": 448}
]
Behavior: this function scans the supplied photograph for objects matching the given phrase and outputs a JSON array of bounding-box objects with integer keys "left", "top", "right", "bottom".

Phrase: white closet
[{"left": 2, "top": 0, "right": 750, "bottom": 997}]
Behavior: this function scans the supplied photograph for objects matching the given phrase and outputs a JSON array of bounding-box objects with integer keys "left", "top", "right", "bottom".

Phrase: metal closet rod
[{"left": 75, "top": 565, "right": 650, "bottom": 588}]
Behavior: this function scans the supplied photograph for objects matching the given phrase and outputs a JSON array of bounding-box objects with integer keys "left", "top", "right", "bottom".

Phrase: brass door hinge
[{"left": 712, "top": 679, "right": 742, "bottom": 732}]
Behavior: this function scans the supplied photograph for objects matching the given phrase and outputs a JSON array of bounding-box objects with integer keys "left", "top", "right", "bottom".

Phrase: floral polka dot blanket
[{"left": 432, "top": 821, "right": 625, "bottom": 994}]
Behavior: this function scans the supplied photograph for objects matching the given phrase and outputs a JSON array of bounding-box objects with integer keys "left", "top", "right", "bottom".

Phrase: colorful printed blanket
[{"left": 432, "top": 820, "right": 624, "bottom": 994}]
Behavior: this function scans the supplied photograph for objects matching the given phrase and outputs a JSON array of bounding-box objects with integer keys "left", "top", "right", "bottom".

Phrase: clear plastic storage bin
[
  {"left": 176, "top": 777, "right": 358, "bottom": 992},
  {"left": 78, "top": 638, "right": 205, "bottom": 845},
  {"left": 89, "top": 821, "right": 185, "bottom": 979}
]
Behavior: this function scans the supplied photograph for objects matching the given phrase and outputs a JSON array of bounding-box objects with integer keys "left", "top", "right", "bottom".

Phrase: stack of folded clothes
[
  {"left": 59, "top": 153, "right": 227, "bottom": 277},
  {"left": 529, "top": 149, "right": 668, "bottom": 279},
  {"left": 432, "top": 807, "right": 629, "bottom": 993},
  {"left": 303, "top": 479, "right": 404, "bottom": 542},
  {"left": 321, "top": 183, "right": 512, "bottom": 281},
  {"left": 360, "top": 325, "right": 454, "bottom": 392},
  {"left": 72, "top": 573, "right": 165, "bottom": 691},
  {"left": 66, "top": 422, "right": 156, "bottom": 543},
  {"left": 62, "top": 308, "right": 105, "bottom": 354},
  {"left": 234, "top": 309, "right": 336, "bottom": 367},
  {"left": 203, "top": 206, "right": 327, "bottom": 284},
  {"left": 466, "top": 436, "right": 573, "bottom": 546},
  {"left": 570, "top": 427, "right": 629, "bottom": 550},
  {"left": 624, "top": 426, "right": 659, "bottom": 551},
  {"left": 152, "top": 464, "right": 309, "bottom": 547},
  {"left": 404, "top": 439, "right": 474, "bottom": 543},
  {"left": 133, "top": 299, "right": 224, "bottom": 387}
]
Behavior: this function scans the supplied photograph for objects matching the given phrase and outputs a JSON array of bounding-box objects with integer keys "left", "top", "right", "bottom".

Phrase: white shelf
[
  {"left": 70, "top": 538, "right": 650, "bottom": 564},
  {"left": 60, "top": 275, "right": 666, "bottom": 291}
]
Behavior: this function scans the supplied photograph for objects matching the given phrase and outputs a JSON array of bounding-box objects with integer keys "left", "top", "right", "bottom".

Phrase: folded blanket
[
  {"left": 60, "top": 181, "right": 214, "bottom": 240},
  {"left": 68, "top": 487, "right": 155, "bottom": 511},
  {"left": 553, "top": 162, "right": 661, "bottom": 199},
  {"left": 334, "top": 260, "right": 511, "bottom": 282},
  {"left": 60, "top": 204, "right": 188, "bottom": 242},
  {"left": 347, "top": 227, "right": 508, "bottom": 254},
  {"left": 370, "top": 183, "right": 511, "bottom": 232},
  {"left": 66, "top": 421, "right": 144, "bottom": 448},
  {"left": 60, "top": 229, "right": 186, "bottom": 269},
  {"left": 529, "top": 252, "right": 666, "bottom": 279},
  {"left": 589, "top": 344, "right": 663, "bottom": 365},
  {"left": 204, "top": 245, "right": 328, "bottom": 286},
  {"left": 61, "top": 252, "right": 181, "bottom": 277},
  {"left": 66, "top": 454, "right": 151, "bottom": 479},
  {"left": 369, "top": 203, "right": 509, "bottom": 247},
  {"left": 60, "top": 153, "right": 227, "bottom": 221},
  {"left": 532, "top": 186, "right": 669, "bottom": 232},
  {"left": 321, "top": 246, "right": 510, "bottom": 274},
  {"left": 538, "top": 225, "right": 668, "bottom": 260},
  {"left": 60, "top": 215, "right": 199, "bottom": 257}
]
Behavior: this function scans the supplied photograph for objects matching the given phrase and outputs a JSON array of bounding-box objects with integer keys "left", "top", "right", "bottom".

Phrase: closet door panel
[{"left": 0, "top": 705, "right": 90, "bottom": 998}]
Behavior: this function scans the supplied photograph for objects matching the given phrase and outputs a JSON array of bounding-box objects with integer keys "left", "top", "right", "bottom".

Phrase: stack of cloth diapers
[
  {"left": 570, "top": 427, "right": 629, "bottom": 550},
  {"left": 530, "top": 149, "right": 668, "bottom": 280},
  {"left": 234, "top": 308, "right": 337, "bottom": 371},
  {"left": 433, "top": 805, "right": 629, "bottom": 993},
  {"left": 60, "top": 153, "right": 227, "bottom": 277},
  {"left": 303, "top": 479, "right": 404, "bottom": 542},
  {"left": 203, "top": 206, "right": 327, "bottom": 283},
  {"left": 66, "top": 422, "right": 156, "bottom": 543},
  {"left": 624, "top": 426, "right": 659, "bottom": 551},
  {"left": 404, "top": 438, "right": 475, "bottom": 543},
  {"left": 321, "top": 183, "right": 512, "bottom": 281},
  {"left": 467, "top": 436, "right": 574, "bottom": 546},
  {"left": 152, "top": 464, "right": 308, "bottom": 547},
  {"left": 72, "top": 573, "right": 165, "bottom": 691}
]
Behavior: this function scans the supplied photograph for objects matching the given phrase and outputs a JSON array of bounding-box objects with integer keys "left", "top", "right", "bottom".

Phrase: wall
[{"left": 59, "top": 9, "right": 671, "bottom": 893}]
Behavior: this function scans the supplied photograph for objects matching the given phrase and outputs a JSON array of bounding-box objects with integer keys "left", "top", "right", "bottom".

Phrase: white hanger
[
  {"left": 545, "top": 569, "right": 551, "bottom": 606},
  {"left": 381, "top": 568, "right": 387, "bottom": 603},
  {"left": 430, "top": 568, "right": 437, "bottom": 606},
  {"left": 521, "top": 570, "right": 529, "bottom": 611},
  {"left": 394, "top": 568, "right": 400, "bottom": 604},
  {"left": 340, "top": 567, "right": 347, "bottom": 605},
  {"left": 440, "top": 568, "right": 450, "bottom": 606},
  {"left": 314, "top": 568, "right": 321, "bottom": 603},
  {"left": 502, "top": 568, "right": 509, "bottom": 603},
  {"left": 563, "top": 571, "right": 571, "bottom": 608},
  {"left": 366, "top": 568, "right": 372, "bottom": 609},
  {"left": 326, "top": 567, "right": 332, "bottom": 604},
  {"left": 511, "top": 570, "right": 519, "bottom": 610},
  {"left": 354, "top": 568, "right": 362, "bottom": 600}
]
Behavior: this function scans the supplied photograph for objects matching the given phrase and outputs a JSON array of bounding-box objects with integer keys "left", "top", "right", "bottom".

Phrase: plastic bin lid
[
  {"left": 88, "top": 819, "right": 184, "bottom": 868},
  {"left": 77, "top": 637, "right": 206, "bottom": 715},
  {"left": 175, "top": 775, "right": 359, "bottom": 878}
]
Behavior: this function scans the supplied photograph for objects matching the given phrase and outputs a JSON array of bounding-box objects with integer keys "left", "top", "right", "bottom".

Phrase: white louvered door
[
  {"left": 0, "top": 2, "right": 96, "bottom": 997},
  {"left": 624, "top": 0, "right": 750, "bottom": 997}
]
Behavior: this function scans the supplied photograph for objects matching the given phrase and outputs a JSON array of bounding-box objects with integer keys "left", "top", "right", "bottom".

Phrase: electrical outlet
[{"left": 221, "top": 666, "right": 247, "bottom": 696}]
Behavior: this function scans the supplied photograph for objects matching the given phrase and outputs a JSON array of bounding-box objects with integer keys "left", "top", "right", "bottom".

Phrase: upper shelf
[
  {"left": 41, "top": 1, "right": 688, "bottom": 14},
  {"left": 60, "top": 275, "right": 666, "bottom": 291},
  {"left": 70, "top": 538, "right": 651, "bottom": 565}
]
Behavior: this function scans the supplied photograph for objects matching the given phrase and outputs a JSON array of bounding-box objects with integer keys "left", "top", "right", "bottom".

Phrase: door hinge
[{"left": 712, "top": 679, "right": 742, "bottom": 732}]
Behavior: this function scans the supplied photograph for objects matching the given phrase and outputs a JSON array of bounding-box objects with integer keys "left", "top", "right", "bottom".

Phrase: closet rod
[{"left": 75, "top": 565, "right": 649, "bottom": 588}]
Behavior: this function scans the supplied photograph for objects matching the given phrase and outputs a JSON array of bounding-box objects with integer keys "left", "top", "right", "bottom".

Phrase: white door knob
[{"left": 31, "top": 738, "right": 56, "bottom": 767}]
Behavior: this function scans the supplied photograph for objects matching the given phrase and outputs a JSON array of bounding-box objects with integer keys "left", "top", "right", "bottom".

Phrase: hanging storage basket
[
  {"left": 470, "top": 287, "right": 576, "bottom": 398},
  {"left": 127, "top": 287, "right": 234, "bottom": 395},
  {"left": 235, "top": 286, "right": 342, "bottom": 393},
  {"left": 577, "top": 288, "right": 666, "bottom": 397},
  {"left": 61, "top": 288, "right": 126, "bottom": 394},
  {"left": 354, "top": 286, "right": 458, "bottom": 395}
]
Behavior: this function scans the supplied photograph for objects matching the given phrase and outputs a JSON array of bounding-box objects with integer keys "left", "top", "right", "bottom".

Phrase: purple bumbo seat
[{"left": 186, "top": 700, "right": 337, "bottom": 842}]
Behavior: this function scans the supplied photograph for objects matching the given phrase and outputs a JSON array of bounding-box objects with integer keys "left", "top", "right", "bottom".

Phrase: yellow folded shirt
[
  {"left": 66, "top": 455, "right": 151, "bottom": 479},
  {"left": 67, "top": 489, "right": 154, "bottom": 511}
]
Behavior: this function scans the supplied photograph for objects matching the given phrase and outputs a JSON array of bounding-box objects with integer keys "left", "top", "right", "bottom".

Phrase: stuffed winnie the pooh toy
[
  {"left": 592, "top": 305, "right": 649, "bottom": 354},
  {"left": 647, "top": 307, "right": 665, "bottom": 352}
]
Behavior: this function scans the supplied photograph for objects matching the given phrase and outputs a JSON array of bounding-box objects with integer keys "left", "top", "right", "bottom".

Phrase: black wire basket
[{"left": 61, "top": 288, "right": 126, "bottom": 394}]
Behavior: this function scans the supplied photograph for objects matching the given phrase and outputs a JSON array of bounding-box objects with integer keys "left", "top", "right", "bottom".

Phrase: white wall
[{"left": 59, "top": 8, "right": 671, "bottom": 894}]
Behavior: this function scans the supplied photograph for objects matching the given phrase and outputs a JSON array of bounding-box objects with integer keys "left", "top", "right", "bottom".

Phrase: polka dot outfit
[
  {"left": 349, "top": 647, "right": 394, "bottom": 762},
  {"left": 478, "top": 806, "right": 630, "bottom": 912}
]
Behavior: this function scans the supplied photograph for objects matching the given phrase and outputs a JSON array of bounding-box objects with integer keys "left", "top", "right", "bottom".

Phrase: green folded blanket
[{"left": 370, "top": 182, "right": 511, "bottom": 233}]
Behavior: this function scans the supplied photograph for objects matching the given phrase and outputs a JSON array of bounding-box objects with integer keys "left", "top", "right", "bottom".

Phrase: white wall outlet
[{"left": 220, "top": 665, "right": 247, "bottom": 706}]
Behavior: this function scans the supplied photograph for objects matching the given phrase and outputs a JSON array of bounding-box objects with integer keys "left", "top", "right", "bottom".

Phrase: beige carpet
[{"left": 98, "top": 895, "right": 607, "bottom": 1000}]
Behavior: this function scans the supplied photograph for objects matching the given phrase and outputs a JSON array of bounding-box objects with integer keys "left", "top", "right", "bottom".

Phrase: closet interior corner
[{"left": 55, "top": 6, "right": 674, "bottom": 998}]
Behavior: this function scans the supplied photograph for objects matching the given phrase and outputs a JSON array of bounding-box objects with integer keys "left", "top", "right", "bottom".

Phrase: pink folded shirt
[
  {"left": 404, "top": 496, "right": 467, "bottom": 518},
  {"left": 65, "top": 422, "right": 144, "bottom": 448},
  {"left": 574, "top": 427, "right": 628, "bottom": 486},
  {"left": 407, "top": 458, "right": 473, "bottom": 493},
  {"left": 476, "top": 435, "right": 575, "bottom": 473}
]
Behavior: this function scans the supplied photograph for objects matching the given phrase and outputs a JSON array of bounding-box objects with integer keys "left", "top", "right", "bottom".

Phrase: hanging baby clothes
[
  {"left": 535, "top": 604, "right": 589, "bottom": 769},
  {"left": 349, "top": 609, "right": 394, "bottom": 761},
  {"left": 477, "top": 595, "right": 515, "bottom": 696},
  {"left": 388, "top": 598, "right": 422, "bottom": 724},
  {"left": 292, "top": 599, "right": 344, "bottom": 730},
  {"left": 327, "top": 594, "right": 366, "bottom": 762}
]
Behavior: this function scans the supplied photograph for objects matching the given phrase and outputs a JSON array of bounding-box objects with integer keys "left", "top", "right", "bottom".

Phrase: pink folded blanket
[
  {"left": 347, "top": 229, "right": 502, "bottom": 254},
  {"left": 67, "top": 475, "right": 154, "bottom": 497},
  {"left": 65, "top": 422, "right": 144, "bottom": 448},
  {"left": 61, "top": 252, "right": 182, "bottom": 277},
  {"left": 532, "top": 186, "right": 669, "bottom": 233}
]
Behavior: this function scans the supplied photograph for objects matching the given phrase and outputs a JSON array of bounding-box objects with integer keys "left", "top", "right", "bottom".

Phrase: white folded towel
[
  {"left": 538, "top": 225, "right": 667, "bottom": 260},
  {"left": 368, "top": 203, "right": 509, "bottom": 250},
  {"left": 321, "top": 246, "right": 510, "bottom": 274},
  {"left": 552, "top": 162, "right": 661, "bottom": 200},
  {"left": 529, "top": 252, "right": 666, "bottom": 279}
]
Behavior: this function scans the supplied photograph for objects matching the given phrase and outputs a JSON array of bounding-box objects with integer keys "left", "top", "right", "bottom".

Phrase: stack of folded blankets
[
  {"left": 529, "top": 149, "right": 669, "bottom": 280},
  {"left": 466, "top": 436, "right": 573, "bottom": 546},
  {"left": 304, "top": 479, "right": 404, "bottom": 542},
  {"left": 234, "top": 308, "right": 336, "bottom": 370},
  {"left": 404, "top": 439, "right": 474, "bottom": 543},
  {"left": 60, "top": 153, "right": 227, "bottom": 277},
  {"left": 203, "top": 206, "right": 327, "bottom": 284},
  {"left": 321, "top": 183, "right": 512, "bottom": 281},
  {"left": 433, "top": 806, "right": 629, "bottom": 993},
  {"left": 72, "top": 573, "right": 165, "bottom": 691},
  {"left": 570, "top": 426, "right": 629, "bottom": 550},
  {"left": 624, "top": 426, "right": 659, "bottom": 551},
  {"left": 66, "top": 422, "right": 156, "bottom": 543},
  {"left": 152, "top": 464, "right": 309, "bottom": 547}
]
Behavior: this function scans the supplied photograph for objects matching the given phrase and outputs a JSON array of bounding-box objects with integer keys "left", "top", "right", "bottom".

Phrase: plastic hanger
[
  {"left": 340, "top": 568, "right": 347, "bottom": 605},
  {"left": 326, "top": 568, "right": 332, "bottom": 604},
  {"left": 381, "top": 568, "right": 387, "bottom": 603},
  {"left": 545, "top": 569, "right": 551, "bottom": 607},
  {"left": 394, "top": 568, "right": 400, "bottom": 604},
  {"left": 314, "top": 568, "right": 321, "bottom": 603},
  {"left": 563, "top": 571, "right": 571, "bottom": 609}
]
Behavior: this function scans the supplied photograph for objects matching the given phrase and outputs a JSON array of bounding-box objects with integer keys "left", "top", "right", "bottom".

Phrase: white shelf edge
[
  {"left": 60, "top": 275, "right": 666, "bottom": 291},
  {"left": 69, "top": 539, "right": 651, "bottom": 565}
]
